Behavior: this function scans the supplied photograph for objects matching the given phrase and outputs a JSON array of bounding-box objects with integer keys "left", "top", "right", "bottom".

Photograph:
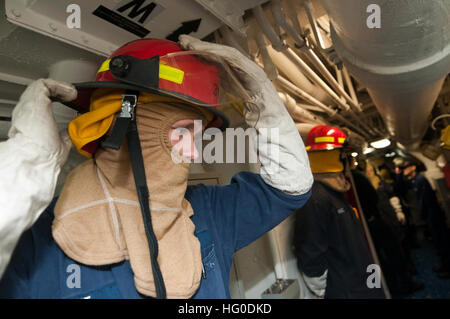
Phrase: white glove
[
  {"left": 389, "top": 196, "right": 406, "bottom": 225},
  {"left": 0, "top": 78, "right": 76, "bottom": 277},
  {"left": 179, "top": 35, "right": 313, "bottom": 195},
  {"left": 396, "top": 212, "right": 406, "bottom": 224},
  {"left": 302, "top": 269, "right": 328, "bottom": 299}
]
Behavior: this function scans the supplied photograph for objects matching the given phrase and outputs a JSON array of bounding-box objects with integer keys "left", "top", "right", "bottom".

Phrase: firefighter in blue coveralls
[
  {"left": 0, "top": 36, "right": 313, "bottom": 298},
  {"left": 399, "top": 160, "right": 450, "bottom": 278},
  {"left": 293, "top": 125, "right": 384, "bottom": 299}
]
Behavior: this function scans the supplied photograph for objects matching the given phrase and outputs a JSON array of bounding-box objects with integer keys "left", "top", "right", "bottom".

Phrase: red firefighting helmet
[
  {"left": 305, "top": 125, "right": 347, "bottom": 152},
  {"left": 63, "top": 38, "right": 229, "bottom": 130}
]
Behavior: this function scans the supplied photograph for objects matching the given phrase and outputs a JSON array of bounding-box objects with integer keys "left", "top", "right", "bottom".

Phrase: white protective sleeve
[
  {"left": 179, "top": 35, "right": 313, "bottom": 195},
  {"left": 0, "top": 79, "right": 76, "bottom": 277}
]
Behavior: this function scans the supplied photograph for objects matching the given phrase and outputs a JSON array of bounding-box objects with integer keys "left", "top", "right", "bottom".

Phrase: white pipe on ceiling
[
  {"left": 267, "top": 45, "right": 332, "bottom": 104},
  {"left": 278, "top": 92, "right": 326, "bottom": 125},
  {"left": 277, "top": 75, "right": 370, "bottom": 138},
  {"left": 320, "top": 0, "right": 450, "bottom": 148}
]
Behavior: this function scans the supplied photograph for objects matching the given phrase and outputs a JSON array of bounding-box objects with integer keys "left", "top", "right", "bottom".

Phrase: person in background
[
  {"left": 293, "top": 125, "right": 385, "bottom": 299},
  {"left": 400, "top": 160, "right": 450, "bottom": 278},
  {"left": 366, "top": 163, "right": 406, "bottom": 237},
  {"left": 352, "top": 163, "right": 424, "bottom": 298},
  {"left": 378, "top": 167, "right": 415, "bottom": 255},
  {"left": 393, "top": 157, "right": 422, "bottom": 249},
  {"left": 365, "top": 163, "right": 420, "bottom": 289}
]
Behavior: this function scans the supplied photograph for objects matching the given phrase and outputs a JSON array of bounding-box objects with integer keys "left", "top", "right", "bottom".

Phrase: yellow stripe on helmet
[
  {"left": 159, "top": 64, "right": 184, "bottom": 84},
  {"left": 97, "top": 59, "right": 111, "bottom": 74},
  {"left": 315, "top": 136, "right": 335, "bottom": 143},
  {"left": 97, "top": 59, "right": 185, "bottom": 85}
]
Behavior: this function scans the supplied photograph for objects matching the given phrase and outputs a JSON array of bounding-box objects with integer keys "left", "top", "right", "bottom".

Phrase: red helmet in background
[
  {"left": 64, "top": 38, "right": 229, "bottom": 129},
  {"left": 305, "top": 125, "right": 347, "bottom": 152}
]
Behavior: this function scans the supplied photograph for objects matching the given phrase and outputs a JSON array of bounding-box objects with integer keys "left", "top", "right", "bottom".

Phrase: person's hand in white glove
[
  {"left": 179, "top": 35, "right": 313, "bottom": 195},
  {"left": 396, "top": 212, "right": 406, "bottom": 224},
  {"left": 389, "top": 196, "right": 406, "bottom": 225},
  {"left": 0, "top": 78, "right": 77, "bottom": 277},
  {"left": 8, "top": 78, "right": 76, "bottom": 166}
]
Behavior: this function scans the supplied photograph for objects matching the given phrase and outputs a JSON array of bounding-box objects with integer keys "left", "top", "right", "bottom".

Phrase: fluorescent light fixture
[
  {"left": 363, "top": 147, "right": 375, "bottom": 155},
  {"left": 370, "top": 138, "right": 391, "bottom": 149},
  {"left": 351, "top": 152, "right": 358, "bottom": 157}
]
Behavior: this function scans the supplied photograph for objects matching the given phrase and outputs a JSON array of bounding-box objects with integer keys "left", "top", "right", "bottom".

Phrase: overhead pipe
[
  {"left": 278, "top": 92, "right": 326, "bottom": 125},
  {"left": 300, "top": 1, "right": 362, "bottom": 112},
  {"left": 284, "top": 0, "right": 304, "bottom": 37},
  {"left": 320, "top": 0, "right": 450, "bottom": 147},
  {"left": 0, "top": 98, "right": 18, "bottom": 106},
  {"left": 335, "top": 66, "right": 344, "bottom": 89},
  {"left": 256, "top": 3, "right": 351, "bottom": 111},
  {"left": 267, "top": 44, "right": 332, "bottom": 104},
  {"left": 277, "top": 75, "right": 335, "bottom": 116},
  {"left": 0, "top": 72, "right": 33, "bottom": 86},
  {"left": 304, "top": 0, "right": 334, "bottom": 54},
  {"left": 281, "top": 94, "right": 367, "bottom": 149},
  {"left": 279, "top": 88, "right": 366, "bottom": 149},
  {"left": 431, "top": 114, "right": 450, "bottom": 131},
  {"left": 342, "top": 67, "right": 359, "bottom": 106},
  {"left": 297, "top": 103, "right": 330, "bottom": 114},
  {"left": 252, "top": 6, "right": 284, "bottom": 51},
  {"left": 255, "top": 32, "right": 279, "bottom": 81},
  {"left": 253, "top": 5, "right": 339, "bottom": 107},
  {"left": 270, "top": 0, "right": 306, "bottom": 48},
  {"left": 277, "top": 75, "right": 370, "bottom": 138},
  {"left": 282, "top": 48, "right": 375, "bottom": 132},
  {"left": 301, "top": 47, "right": 363, "bottom": 112},
  {"left": 252, "top": 3, "right": 376, "bottom": 136},
  {"left": 284, "top": 47, "right": 352, "bottom": 112}
]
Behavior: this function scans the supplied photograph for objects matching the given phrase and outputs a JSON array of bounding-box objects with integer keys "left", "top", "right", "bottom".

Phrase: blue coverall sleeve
[
  {"left": 0, "top": 207, "right": 55, "bottom": 298},
  {"left": 0, "top": 229, "right": 33, "bottom": 298},
  {"left": 203, "top": 171, "right": 311, "bottom": 252}
]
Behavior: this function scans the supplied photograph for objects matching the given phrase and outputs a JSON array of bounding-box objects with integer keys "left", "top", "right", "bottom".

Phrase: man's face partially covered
[{"left": 168, "top": 119, "right": 205, "bottom": 160}]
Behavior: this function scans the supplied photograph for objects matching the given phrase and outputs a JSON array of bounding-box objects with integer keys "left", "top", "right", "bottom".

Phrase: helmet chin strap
[{"left": 102, "top": 90, "right": 167, "bottom": 299}]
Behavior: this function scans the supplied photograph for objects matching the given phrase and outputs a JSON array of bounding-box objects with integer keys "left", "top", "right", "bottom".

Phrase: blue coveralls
[
  {"left": 293, "top": 181, "right": 385, "bottom": 299},
  {"left": 0, "top": 172, "right": 310, "bottom": 299},
  {"left": 409, "top": 174, "right": 450, "bottom": 268}
]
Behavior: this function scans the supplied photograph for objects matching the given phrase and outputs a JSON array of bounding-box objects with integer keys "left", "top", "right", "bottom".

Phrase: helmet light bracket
[{"left": 110, "top": 55, "right": 160, "bottom": 90}]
